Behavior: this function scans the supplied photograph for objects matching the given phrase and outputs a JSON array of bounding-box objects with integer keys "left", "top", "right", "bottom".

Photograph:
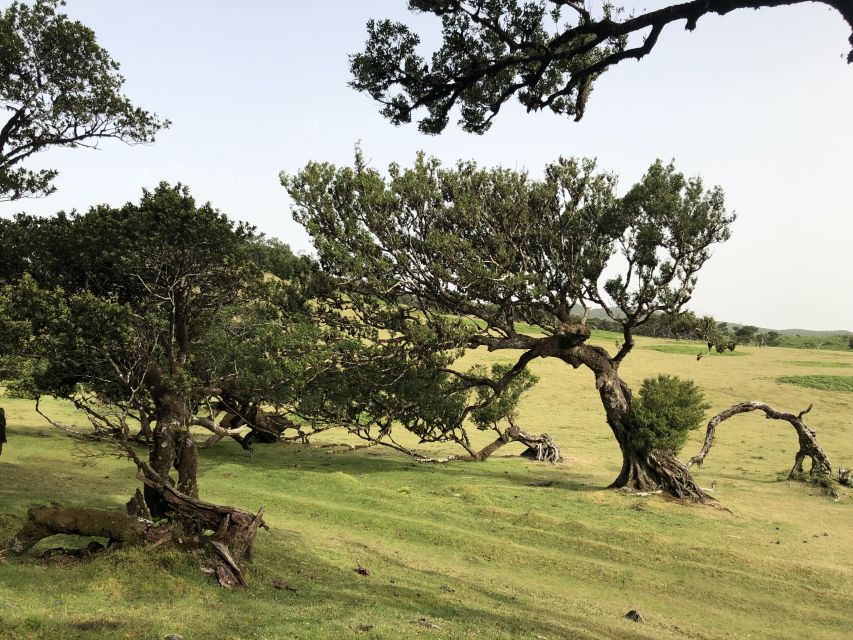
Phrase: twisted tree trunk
[
  {"left": 562, "top": 336, "right": 710, "bottom": 501},
  {"left": 688, "top": 401, "right": 834, "bottom": 480},
  {"left": 473, "top": 423, "right": 563, "bottom": 462},
  {"left": 144, "top": 395, "right": 198, "bottom": 518}
]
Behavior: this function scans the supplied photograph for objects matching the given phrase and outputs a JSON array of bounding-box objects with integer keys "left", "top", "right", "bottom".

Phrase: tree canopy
[
  {"left": 284, "top": 150, "right": 734, "bottom": 499},
  {"left": 350, "top": 0, "right": 853, "bottom": 134},
  {"left": 0, "top": 0, "right": 167, "bottom": 201}
]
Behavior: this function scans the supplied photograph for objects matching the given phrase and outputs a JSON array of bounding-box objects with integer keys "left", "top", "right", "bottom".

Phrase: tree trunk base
[
  {"left": 0, "top": 407, "right": 6, "bottom": 456},
  {"left": 611, "top": 451, "right": 711, "bottom": 502}
]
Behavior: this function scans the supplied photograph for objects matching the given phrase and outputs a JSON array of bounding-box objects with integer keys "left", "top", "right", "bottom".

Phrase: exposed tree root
[
  {"left": 611, "top": 450, "right": 712, "bottom": 502},
  {"left": 516, "top": 431, "right": 562, "bottom": 463},
  {"left": 688, "top": 401, "right": 848, "bottom": 492}
]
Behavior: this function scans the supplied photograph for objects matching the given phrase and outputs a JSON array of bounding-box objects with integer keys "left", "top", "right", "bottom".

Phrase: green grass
[
  {"left": 783, "top": 360, "right": 852, "bottom": 368},
  {"left": 1, "top": 334, "right": 852, "bottom": 639},
  {"left": 776, "top": 375, "right": 853, "bottom": 393}
]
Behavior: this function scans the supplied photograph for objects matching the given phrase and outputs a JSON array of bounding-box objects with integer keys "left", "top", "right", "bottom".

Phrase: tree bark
[
  {"left": 136, "top": 404, "right": 153, "bottom": 442},
  {"left": 557, "top": 339, "right": 711, "bottom": 501},
  {"left": 144, "top": 395, "right": 196, "bottom": 517},
  {"left": 0, "top": 407, "right": 6, "bottom": 456},
  {"left": 5, "top": 504, "right": 162, "bottom": 555}
]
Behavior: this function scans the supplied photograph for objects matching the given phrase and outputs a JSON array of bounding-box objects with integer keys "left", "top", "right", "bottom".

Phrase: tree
[
  {"left": 350, "top": 0, "right": 853, "bottom": 134},
  {"left": 765, "top": 331, "right": 780, "bottom": 346},
  {"left": 284, "top": 151, "right": 734, "bottom": 500},
  {"left": 848, "top": 335, "right": 853, "bottom": 349},
  {"left": 0, "top": 0, "right": 167, "bottom": 201},
  {"left": 689, "top": 402, "right": 850, "bottom": 494},
  {"left": 735, "top": 324, "right": 759, "bottom": 344},
  {"left": 694, "top": 315, "right": 719, "bottom": 351},
  {"left": 0, "top": 184, "right": 311, "bottom": 584}
]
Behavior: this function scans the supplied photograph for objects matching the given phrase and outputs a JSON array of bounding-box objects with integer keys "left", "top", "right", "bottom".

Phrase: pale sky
[{"left": 1, "top": 1, "right": 851, "bottom": 331}]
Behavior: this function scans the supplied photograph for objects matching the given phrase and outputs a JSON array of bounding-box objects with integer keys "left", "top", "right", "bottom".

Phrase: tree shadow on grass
[{"left": 200, "top": 437, "right": 604, "bottom": 493}]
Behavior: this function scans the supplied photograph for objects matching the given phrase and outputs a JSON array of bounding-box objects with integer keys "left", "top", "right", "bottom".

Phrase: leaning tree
[
  {"left": 0, "top": 184, "right": 316, "bottom": 585},
  {"left": 350, "top": 0, "right": 853, "bottom": 134},
  {"left": 284, "top": 151, "right": 734, "bottom": 500}
]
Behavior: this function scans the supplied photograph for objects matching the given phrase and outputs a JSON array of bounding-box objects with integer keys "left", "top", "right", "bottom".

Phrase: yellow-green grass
[
  {"left": 1, "top": 336, "right": 852, "bottom": 639},
  {"left": 783, "top": 360, "right": 852, "bottom": 368},
  {"left": 644, "top": 342, "right": 747, "bottom": 357}
]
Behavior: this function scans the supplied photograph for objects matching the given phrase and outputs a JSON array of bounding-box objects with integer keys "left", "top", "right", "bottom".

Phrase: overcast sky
[{"left": 2, "top": 1, "right": 851, "bottom": 330}]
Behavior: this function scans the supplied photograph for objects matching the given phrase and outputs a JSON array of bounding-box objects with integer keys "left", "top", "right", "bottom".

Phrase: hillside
[
  {"left": 1, "top": 334, "right": 851, "bottom": 639},
  {"left": 576, "top": 307, "right": 851, "bottom": 337}
]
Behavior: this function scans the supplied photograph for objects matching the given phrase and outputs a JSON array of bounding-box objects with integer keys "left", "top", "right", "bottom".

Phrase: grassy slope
[{"left": 1, "top": 336, "right": 852, "bottom": 640}]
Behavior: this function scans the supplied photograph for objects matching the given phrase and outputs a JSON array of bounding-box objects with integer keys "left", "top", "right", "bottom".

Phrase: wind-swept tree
[
  {"left": 350, "top": 0, "right": 853, "bottom": 134},
  {"left": 284, "top": 151, "right": 734, "bottom": 500}
]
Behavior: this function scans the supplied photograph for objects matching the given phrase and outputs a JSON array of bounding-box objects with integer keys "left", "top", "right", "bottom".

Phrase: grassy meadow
[{"left": 1, "top": 333, "right": 852, "bottom": 639}]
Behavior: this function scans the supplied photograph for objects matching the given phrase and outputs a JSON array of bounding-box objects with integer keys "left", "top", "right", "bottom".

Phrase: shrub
[{"left": 632, "top": 374, "right": 710, "bottom": 454}]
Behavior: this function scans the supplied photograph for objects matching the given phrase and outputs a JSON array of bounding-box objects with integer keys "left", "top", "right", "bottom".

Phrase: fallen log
[{"left": 5, "top": 504, "right": 163, "bottom": 555}]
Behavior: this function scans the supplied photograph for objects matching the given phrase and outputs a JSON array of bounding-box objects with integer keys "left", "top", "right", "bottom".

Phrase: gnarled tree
[
  {"left": 0, "top": 184, "right": 312, "bottom": 583},
  {"left": 284, "top": 151, "right": 734, "bottom": 500},
  {"left": 688, "top": 401, "right": 850, "bottom": 492},
  {"left": 350, "top": 0, "right": 853, "bottom": 134}
]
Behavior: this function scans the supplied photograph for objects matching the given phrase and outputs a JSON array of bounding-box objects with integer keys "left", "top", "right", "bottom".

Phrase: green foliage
[
  {"left": 350, "top": 1, "right": 624, "bottom": 133},
  {"left": 735, "top": 325, "right": 759, "bottom": 344},
  {"left": 0, "top": 183, "right": 318, "bottom": 433},
  {"left": 285, "top": 151, "right": 732, "bottom": 340},
  {"left": 0, "top": 0, "right": 167, "bottom": 201},
  {"left": 469, "top": 364, "right": 538, "bottom": 430},
  {"left": 349, "top": 1, "right": 851, "bottom": 133},
  {"left": 775, "top": 334, "right": 852, "bottom": 351},
  {"left": 631, "top": 375, "right": 710, "bottom": 454},
  {"left": 777, "top": 375, "right": 853, "bottom": 393}
]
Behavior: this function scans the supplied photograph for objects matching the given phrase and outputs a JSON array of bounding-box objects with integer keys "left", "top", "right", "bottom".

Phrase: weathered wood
[
  {"left": 687, "top": 401, "right": 833, "bottom": 481},
  {"left": 125, "top": 489, "right": 151, "bottom": 519},
  {"left": 5, "top": 504, "right": 160, "bottom": 555}
]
